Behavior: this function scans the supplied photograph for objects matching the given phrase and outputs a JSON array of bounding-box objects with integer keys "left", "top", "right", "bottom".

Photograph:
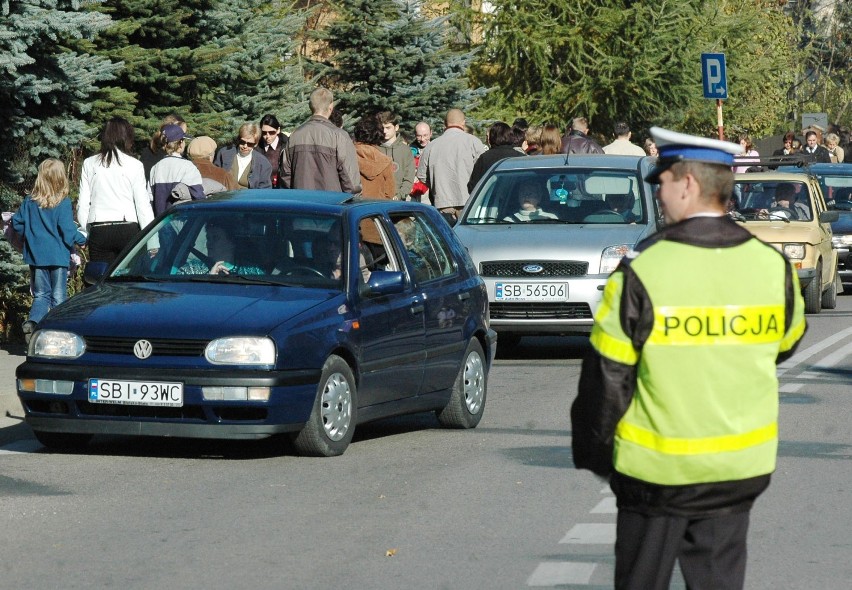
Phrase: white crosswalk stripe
[
  {"left": 559, "top": 523, "right": 616, "bottom": 544},
  {"left": 527, "top": 562, "right": 597, "bottom": 586}
]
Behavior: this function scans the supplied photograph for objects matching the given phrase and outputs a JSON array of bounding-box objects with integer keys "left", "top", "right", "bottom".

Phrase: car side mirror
[
  {"left": 361, "top": 270, "right": 406, "bottom": 297},
  {"left": 819, "top": 210, "right": 839, "bottom": 223},
  {"left": 83, "top": 262, "right": 109, "bottom": 285}
]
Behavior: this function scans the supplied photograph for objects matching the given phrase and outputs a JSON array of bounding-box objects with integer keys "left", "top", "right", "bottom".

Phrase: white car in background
[{"left": 454, "top": 155, "right": 662, "bottom": 348}]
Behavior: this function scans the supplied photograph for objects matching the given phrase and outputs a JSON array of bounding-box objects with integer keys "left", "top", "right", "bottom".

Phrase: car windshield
[
  {"left": 732, "top": 180, "right": 813, "bottom": 221},
  {"left": 816, "top": 176, "right": 852, "bottom": 209},
  {"left": 110, "top": 209, "right": 346, "bottom": 289},
  {"left": 461, "top": 168, "right": 647, "bottom": 225}
]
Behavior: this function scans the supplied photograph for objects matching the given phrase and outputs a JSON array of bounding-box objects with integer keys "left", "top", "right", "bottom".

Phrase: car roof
[
  {"left": 778, "top": 163, "right": 852, "bottom": 175},
  {"left": 734, "top": 172, "right": 812, "bottom": 182},
  {"left": 174, "top": 189, "right": 429, "bottom": 215},
  {"left": 488, "top": 154, "right": 649, "bottom": 172}
]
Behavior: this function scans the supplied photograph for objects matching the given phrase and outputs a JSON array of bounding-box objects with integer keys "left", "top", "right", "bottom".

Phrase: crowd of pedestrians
[{"left": 10, "top": 82, "right": 852, "bottom": 340}]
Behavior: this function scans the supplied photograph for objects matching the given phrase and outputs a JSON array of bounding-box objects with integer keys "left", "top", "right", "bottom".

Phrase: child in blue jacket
[{"left": 12, "top": 158, "right": 87, "bottom": 341}]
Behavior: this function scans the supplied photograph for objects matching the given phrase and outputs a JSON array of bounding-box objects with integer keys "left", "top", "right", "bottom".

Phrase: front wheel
[
  {"left": 33, "top": 430, "right": 93, "bottom": 450},
  {"left": 437, "top": 339, "right": 487, "bottom": 429},
  {"left": 804, "top": 264, "right": 822, "bottom": 314},
  {"left": 291, "top": 355, "right": 357, "bottom": 457}
]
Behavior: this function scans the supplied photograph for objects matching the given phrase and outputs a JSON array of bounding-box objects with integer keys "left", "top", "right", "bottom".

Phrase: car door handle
[
  {"left": 411, "top": 303, "right": 425, "bottom": 314},
  {"left": 458, "top": 292, "right": 471, "bottom": 301}
]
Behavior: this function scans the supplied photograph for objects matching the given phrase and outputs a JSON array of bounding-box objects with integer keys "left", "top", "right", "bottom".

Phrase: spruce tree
[
  {"left": 84, "top": 0, "right": 216, "bottom": 142},
  {"left": 191, "top": 0, "right": 315, "bottom": 140},
  {"left": 87, "top": 0, "right": 313, "bottom": 143},
  {"left": 0, "top": 0, "right": 116, "bottom": 340},
  {"left": 0, "top": 0, "right": 117, "bottom": 185},
  {"left": 317, "top": 0, "right": 483, "bottom": 132}
]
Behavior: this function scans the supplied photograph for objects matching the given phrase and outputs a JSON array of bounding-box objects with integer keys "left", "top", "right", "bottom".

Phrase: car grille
[
  {"left": 480, "top": 261, "right": 588, "bottom": 277},
  {"left": 76, "top": 400, "right": 208, "bottom": 420},
  {"left": 84, "top": 336, "right": 208, "bottom": 357},
  {"left": 490, "top": 302, "right": 593, "bottom": 320}
]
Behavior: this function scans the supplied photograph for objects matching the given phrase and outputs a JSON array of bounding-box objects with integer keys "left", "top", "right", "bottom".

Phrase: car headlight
[
  {"left": 783, "top": 243, "right": 806, "bottom": 260},
  {"left": 205, "top": 337, "right": 276, "bottom": 365},
  {"left": 30, "top": 331, "right": 86, "bottom": 359},
  {"left": 832, "top": 234, "right": 852, "bottom": 248},
  {"left": 600, "top": 244, "right": 633, "bottom": 274}
]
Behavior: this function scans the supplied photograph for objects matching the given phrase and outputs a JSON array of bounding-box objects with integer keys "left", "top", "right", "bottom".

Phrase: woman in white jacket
[{"left": 77, "top": 118, "right": 154, "bottom": 264}]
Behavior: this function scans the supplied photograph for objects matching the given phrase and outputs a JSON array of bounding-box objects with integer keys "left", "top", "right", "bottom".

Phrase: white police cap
[{"left": 645, "top": 126, "right": 744, "bottom": 183}]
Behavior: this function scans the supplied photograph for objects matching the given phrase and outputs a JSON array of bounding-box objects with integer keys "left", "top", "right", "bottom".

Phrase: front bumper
[
  {"left": 16, "top": 361, "right": 321, "bottom": 440},
  {"left": 796, "top": 266, "right": 818, "bottom": 289}
]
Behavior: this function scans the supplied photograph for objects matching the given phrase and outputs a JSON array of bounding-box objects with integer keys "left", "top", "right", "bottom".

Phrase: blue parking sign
[{"left": 701, "top": 53, "right": 728, "bottom": 100}]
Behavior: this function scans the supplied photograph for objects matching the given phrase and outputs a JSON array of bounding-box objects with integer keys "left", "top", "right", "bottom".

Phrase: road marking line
[
  {"left": 780, "top": 383, "right": 804, "bottom": 393},
  {"left": 0, "top": 440, "right": 42, "bottom": 454},
  {"left": 777, "top": 327, "right": 852, "bottom": 376},
  {"left": 810, "top": 340, "right": 852, "bottom": 370},
  {"left": 560, "top": 523, "right": 616, "bottom": 544},
  {"left": 590, "top": 496, "right": 617, "bottom": 514},
  {"left": 527, "top": 562, "right": 596, "bottom": 586}
]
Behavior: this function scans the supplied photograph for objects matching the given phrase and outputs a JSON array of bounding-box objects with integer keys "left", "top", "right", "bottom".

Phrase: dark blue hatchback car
[{"left": 16, "top": 191, "right": 496, "bottom": 456}]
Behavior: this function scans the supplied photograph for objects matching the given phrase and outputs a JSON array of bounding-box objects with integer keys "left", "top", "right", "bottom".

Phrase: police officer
[{"left": 571, "top": 127, "right": 807, "bottom": 590}]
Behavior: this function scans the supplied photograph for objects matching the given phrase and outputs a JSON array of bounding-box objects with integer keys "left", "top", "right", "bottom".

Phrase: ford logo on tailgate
[{"left": 523, "top": 264, "right": 544, "bottom": 274}]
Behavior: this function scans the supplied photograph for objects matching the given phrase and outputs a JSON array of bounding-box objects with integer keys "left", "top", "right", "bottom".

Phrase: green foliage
[
  {"left": 190, "top": 0, "right": 315, "bottom": 140},
  {"left": 800, "top": 1, "right": 852, "bottom": 129},
  {"left": 316, "top": 0, "right": 484, "bottom": 132},
  {"left": 0, "top": 0, "right": 117, "bottom": 340},
  {"left": 0, "top": 0, "right": 118, "bottom": 184},
  {"left": 470, "top": 0, "right": 803, "bottom": 140},
  {"left": 85, "top": 1, "right": 313, "bottom": 146}
]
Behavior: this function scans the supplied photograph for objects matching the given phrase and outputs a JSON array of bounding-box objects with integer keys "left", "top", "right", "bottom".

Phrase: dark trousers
[
  {"left": 615, "top": 509, "right": 750, "bottom": 590},
  {"left": 87, "top": 222, "right": 140, "bottom": 264}
]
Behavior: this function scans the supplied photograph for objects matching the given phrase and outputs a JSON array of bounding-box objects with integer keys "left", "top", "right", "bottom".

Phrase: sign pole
[{"left": 716, "top": 99, "right": 724, "bottom": 141}]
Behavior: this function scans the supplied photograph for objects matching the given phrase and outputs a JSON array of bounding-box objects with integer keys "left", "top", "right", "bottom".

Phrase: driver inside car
[
  {"left": 770, "top": 183, "right": 811, "bottom": 221},
  {"left": 179, "top": 219, "right": 265, "bottom": 275}
]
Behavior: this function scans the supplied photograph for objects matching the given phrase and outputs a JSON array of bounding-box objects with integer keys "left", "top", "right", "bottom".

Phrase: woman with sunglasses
[
  {"left": 213, "top": 123, "right": 273, "bottom": 189},
  {"left": 257, "top": 114, "right": 289, "bottom": 188}
]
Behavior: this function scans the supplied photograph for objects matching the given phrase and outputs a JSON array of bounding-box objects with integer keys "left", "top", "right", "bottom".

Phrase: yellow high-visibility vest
[{"left": 591, "top": 238, "right": 805, "bottom": 485}]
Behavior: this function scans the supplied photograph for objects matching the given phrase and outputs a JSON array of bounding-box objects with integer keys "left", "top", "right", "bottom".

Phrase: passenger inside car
[{"left": 503, "top": 179, "right": 559, "bottom": 222}]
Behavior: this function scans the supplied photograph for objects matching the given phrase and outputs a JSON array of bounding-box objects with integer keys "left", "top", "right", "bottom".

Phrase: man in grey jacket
[
  {"left": 416, "top": 108, "right": 487, "bottom": 220},
  {"left": 377, "top": 111, "right": 415, "bottom": 200},
  {"left": 280, "top": 87, "right": 361, "bottom": 194}
]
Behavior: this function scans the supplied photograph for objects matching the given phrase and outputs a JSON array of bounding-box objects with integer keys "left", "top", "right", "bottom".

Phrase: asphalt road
[{"left": 1, "top": 296, "right": 850, "bottom": 589}]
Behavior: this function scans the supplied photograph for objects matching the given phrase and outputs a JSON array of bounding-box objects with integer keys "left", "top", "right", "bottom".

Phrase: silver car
[{"left": 454, "top": 155, "right": 661, "bottom": 347}]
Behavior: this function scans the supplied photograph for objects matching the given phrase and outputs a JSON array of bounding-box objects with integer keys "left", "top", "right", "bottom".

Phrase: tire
[
  {"left": 291, "top": 355, "right": 357, "bottom": 457},
  {"left": 804, "top": 264, "right": 822, "bottom": 314},
  {"left": 498, "top": 333, "right": 522, "bottom": 350},
  {"left": 33, "top": 430, "right": 92, "bottom": 450},
  {"left": 821, "top": 270, "right": 839, "bottom": 309},
  {"left": 437, "top": 339, "right": 487, "bottom": 429}
]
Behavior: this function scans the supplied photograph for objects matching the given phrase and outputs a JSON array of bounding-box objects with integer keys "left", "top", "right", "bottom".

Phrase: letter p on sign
[{"left": 702, "top": 53, "right": 728, "bottom": 100}]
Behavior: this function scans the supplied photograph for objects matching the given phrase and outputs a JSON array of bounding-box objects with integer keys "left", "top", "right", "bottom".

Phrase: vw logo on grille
[
  {"left": 523, "top": 264, "right": 544, "bottom": 274},
  {"left": 133, "top": 340, "right": 153, "bottom": 360}
]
